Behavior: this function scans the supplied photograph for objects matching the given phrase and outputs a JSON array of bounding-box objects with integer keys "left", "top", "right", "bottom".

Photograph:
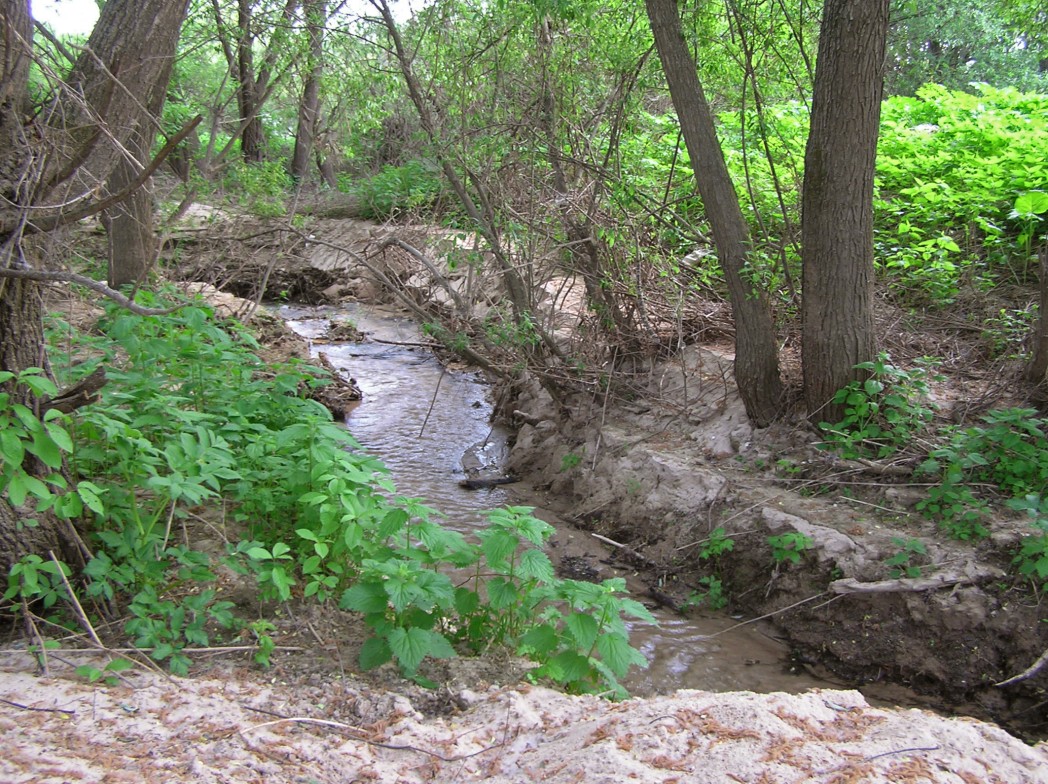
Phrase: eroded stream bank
[
  {"left": 277, "top": 297, "right": 1048, "bottom": 739},
  {"left": 281, "top": 303, "right": 830, "bottom": 700}
]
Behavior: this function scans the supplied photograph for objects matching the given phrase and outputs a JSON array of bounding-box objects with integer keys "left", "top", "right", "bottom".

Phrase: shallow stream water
[{"left": 279, "top": 303, "right": 831, "bottom": 698}]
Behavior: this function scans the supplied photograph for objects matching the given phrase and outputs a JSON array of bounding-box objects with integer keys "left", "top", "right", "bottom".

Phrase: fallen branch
[
  {"left": 240, "top": 714, "right": 506, "bottom": 762},
  {"left": 42, "top": 367, "right": 106, "bottom": 414},
  {"left": 829, "top": 566, "right": 1003, "bottom": 596},
  {"left": 0, "top": 696, "right": 75, "bottom": 716}
]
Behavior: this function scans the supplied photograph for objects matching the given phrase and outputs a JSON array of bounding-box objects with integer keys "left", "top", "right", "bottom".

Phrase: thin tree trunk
[
  {"left": 237, "top": 0, "right": 265, "bottom": 162},
  {"left": 292, "top": 0, "right": 325, "bottom": 182},
  {"left": 1026, "top": 244, "right": 1048, "bottom": 384},
  {"left": 801, "top": 0, "right": 888, "bottom": 421},
  {"left": 645, "top": 0, "right": 783, "bottom": 426}
]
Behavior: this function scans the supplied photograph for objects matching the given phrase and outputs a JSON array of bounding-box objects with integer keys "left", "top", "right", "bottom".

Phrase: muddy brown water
[{"left": 279, "top": 303, "right": 833, "bottom": 698}]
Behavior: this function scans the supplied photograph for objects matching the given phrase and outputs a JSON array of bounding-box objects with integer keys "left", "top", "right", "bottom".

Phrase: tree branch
[
  {"left": 1, "top": 115, "right": 202, "bottom": 240},
  {"left": 0, "top": 269, "right": 188, "bottom": 316}
]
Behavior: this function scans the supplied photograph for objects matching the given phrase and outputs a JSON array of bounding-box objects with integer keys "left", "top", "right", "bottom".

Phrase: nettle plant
[
  {"left": 819, "top": 353, "right": 937, "bottom": 459},
  {"left": 4, "top": 301, "right": 655, "bottom": 693}
]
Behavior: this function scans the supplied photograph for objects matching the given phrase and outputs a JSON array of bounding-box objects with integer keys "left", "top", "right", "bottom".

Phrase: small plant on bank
[
  {"left": 559, "top": 451, "right": 583, "bottom": 472},
  {"left": 819, "top": 353, "right": 937, "bottom": 459},
  {"left": 884, "top": 537, "right": 929, "bottom": 579},
  {"left": 683, "top": 575, "right": 728, "bottom": 611},
  {"left": 767, "top": 532, "right": 814, "bottom": 565},
  {"left": 918, "top": 408, "right": 1048, "bottom": 540}
]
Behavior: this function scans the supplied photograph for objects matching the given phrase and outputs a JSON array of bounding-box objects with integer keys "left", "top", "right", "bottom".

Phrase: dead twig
[
  {"left": 0, "top": 696, "right": 75, "bottom": 715},
  {"left": 240, "top": 714, "right": 507, "bottom": 762},
  {"left": 996, "top": 646, "right": 1048, "bottom": 688}
]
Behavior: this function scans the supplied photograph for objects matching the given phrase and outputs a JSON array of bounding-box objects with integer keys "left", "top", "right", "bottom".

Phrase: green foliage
[
  {"left": 0, "top": 368, "right": 79, "bottom": 517},
  {"left": 884, "top": 537, "right": 929, "bottom": 579},
  {"left": 767, "top": 532, "right": 813, "bottom": 565},
  {"left": 559, "top": 451, "right": 583, "bottom": 472},
  {"left": 3, "top": 554, "right": 71, "bottom": 609},
  {"left": 918, "top": 408, "right": 1048, "bottom": 540},
  {"left": 344, "top": 160, "right": 446, "bottom": 220},
  {"left": 221, "top": 160, "right": 291, "bottom": 217},
  {"left": 820, "top": 354, "right": 937, "bottom": 459},
  {"left": 876, "top": 85, "right": 1048, "bottom": 303},
  {"left": 75, "top": 658, "right": 134, "bottom": 687},
  {"left": 683, "top": 575, "right": 727, "bottom": 611},
  {"left": 697, "top": 527, "right": 734, "bottom": 561},
  {"left": 4, "top": 300, "right": 652, "bottom": 692}
]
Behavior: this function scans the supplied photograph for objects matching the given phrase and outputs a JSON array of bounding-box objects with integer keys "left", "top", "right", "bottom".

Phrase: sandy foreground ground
[{"left": 2, "top": 665, "right": 1046, "bottom": 784}]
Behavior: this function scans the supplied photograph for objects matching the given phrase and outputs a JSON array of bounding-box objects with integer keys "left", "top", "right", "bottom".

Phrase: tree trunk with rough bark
[
  {"left": 801, "top": 0, "right": 889, "bottom": 422},
  {"left": 237, "top": 0, "right": 266, "bottom": 162},
  {"left": 0, "top": 0, "right": 188, "bottom": 574},
  {"left": 645, "top": 0, "right": 783, "bottom": 426},
  {"left": 291, "top": 0, "right": 325, "bottom": 182},
  {"left": 101, "top": 1, "right": 185, "bottom": 287}
]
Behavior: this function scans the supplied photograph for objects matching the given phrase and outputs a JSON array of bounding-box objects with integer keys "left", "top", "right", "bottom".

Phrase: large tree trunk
[
  {"left": 291, "top": 0, "right": 326, "bottom": 182},
  {"left": 101, "top": 4, "right": 184, "bottom": 288},
  {"left": 801, "top": 0, "right": 889, "bottom": 421},
  {"left": 0, "top": 0, "right": 66, "bottom": 575},
  {"left": 0, "top": 0, "right": 189, "bottom": 574},
  {"left": 645, "top": 0, "right": 783, "bottom": 426}
]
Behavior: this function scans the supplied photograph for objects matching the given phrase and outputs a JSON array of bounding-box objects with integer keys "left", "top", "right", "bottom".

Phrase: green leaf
[
  {"left": 517, "top": 549, "right": 555, "bottom": 582},
  {"left": 480, "top": 529, "right": 518, "bottom": 570},
  {"left": 518, "top": 623, "right": 558, "bottom": 657},
  {"left": 6, "top": 472, "right": 27, "bottom": 506},
  {"left": 1014, "top": 190, "right": 1048, "bottom": 217},
  {"left": 76, "top": 481, "right": 105, "bottom": 515},
  {"left": 485, "top": 576, "right": 518, "bottom": 609},
  {"left": 564, "top": 612, "right": 599, "bottom": 650},
  {"left": 378, "top": 508, "right": 410, "bottom": 538},
  {"left": 340, "top": 582, "right": 389, "bottom": 613},
  {"left": 1, "top": 430, "right": 25, "bottom": 465},
  {"left": 596, "top": 632, "right": 646, "bottom": 678},
  {"left": 359, "top": 636, "right": 392, "bottom": 671},
  {"left": 546, "top": 650, "right": 592, "bottom": 683},
  {"left": 44, "top": 421, "right": 73, "bottom": 453},
  {"left": 387, "top": 626, "right": 433, "bottom": 674}
]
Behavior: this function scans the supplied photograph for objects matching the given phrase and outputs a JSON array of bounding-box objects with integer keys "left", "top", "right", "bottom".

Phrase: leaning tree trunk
[
  {"left": 801, "top": 0, "right": 888, "bottom": 422},
  {"left": 645, "top": 0, "right": 784, "bottom": 426},
  {"left": 0, "top": 0, "right": 69, "bottom": 575}
]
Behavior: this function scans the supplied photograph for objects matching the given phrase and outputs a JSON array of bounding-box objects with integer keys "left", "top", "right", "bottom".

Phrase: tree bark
[
  {"left": 1025, "top": 244, "right": 1048, "bottom": 384},
  {"left": 236, "top": 0, "right": 266, "bottom": 162},
  {"left": 801, "top": 0, "right": 888, "bottom": 422},
  {"left": 291, "top": 0, "right": 325, "bottom": 182},
  {"left": 0, "top": 0, "right": 188, "bottom": 574},
  {"left": 101, "top": 2, "right": 185, "bottom": 287},
  {"left": 645, "top": 0, "right": 783, "bottom": 426}
]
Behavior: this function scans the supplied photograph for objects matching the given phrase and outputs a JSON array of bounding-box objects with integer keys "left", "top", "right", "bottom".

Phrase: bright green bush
[
  {"left": 876, "top": 84, "right": 1048, "bottom": 303},
  {"left": 4, "top": 298, "right": 653, "bottom": 692}
]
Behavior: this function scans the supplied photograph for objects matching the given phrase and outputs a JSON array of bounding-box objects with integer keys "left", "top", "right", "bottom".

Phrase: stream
[{"left": 279, "top": 303, "right": 831, "bottom": 698}]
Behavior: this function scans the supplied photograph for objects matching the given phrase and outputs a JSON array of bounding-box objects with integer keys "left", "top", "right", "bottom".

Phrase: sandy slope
[{"left": 2, "top": 666, "right": 1045, "bottom": 784}]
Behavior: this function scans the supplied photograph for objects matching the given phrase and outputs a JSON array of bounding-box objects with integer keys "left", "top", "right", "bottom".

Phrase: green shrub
[{"left": 820, "top": 353, "right": 937, "bottom": 459}]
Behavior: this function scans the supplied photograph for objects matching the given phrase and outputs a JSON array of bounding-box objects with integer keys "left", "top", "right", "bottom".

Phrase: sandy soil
[{"left": 2, "top": 659, "right": 1046, "bottom": 784}]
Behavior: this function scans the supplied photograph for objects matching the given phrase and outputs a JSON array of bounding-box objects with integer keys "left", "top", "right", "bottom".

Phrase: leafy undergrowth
[
  {"left": 1, "top": 294, "right": 653, "bottom": 697},
  {"left": 818, "top": 352, "right": 1048, "bottom": 580}
]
